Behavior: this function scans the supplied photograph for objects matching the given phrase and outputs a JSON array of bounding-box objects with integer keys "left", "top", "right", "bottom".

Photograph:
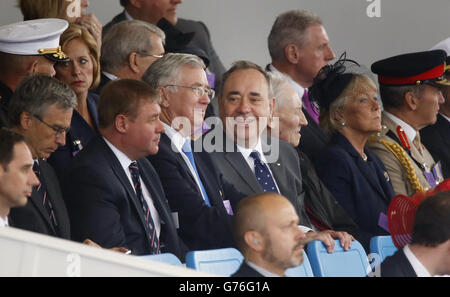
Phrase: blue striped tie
[
  {"left": 129, "top": 161, "right": 160, "bottom": 254},
  {"left": 182, "top": 140, "right": 211, "bottom": 206},
  {"left": 33, "top": 161, "right": 58, "bottom": 230}
]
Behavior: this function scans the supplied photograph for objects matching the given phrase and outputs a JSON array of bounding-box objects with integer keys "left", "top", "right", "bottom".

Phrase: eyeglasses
[
  {"left": 136, "top": 51, "right": 164, "bottom": 59},
  {"left": 32, "top": 115, "right": 70, "bottom": 137},
  {"left": 164, "top": 84, "right": 215, "bottom": 99}
]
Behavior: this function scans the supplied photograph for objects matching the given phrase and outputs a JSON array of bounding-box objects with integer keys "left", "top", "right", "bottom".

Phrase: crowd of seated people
[{"left": 0, "top": 0, "right": 449, "bottom": 277}]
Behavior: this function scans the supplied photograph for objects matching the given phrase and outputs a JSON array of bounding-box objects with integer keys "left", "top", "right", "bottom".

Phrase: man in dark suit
[
  {"left": 0, "top": 19, "right": 70, "bottom": 128},
  {"left": 420, "top": 69, "right": 450, "bottom": 179},
  {"left": 104, "top": 1, "right": 225, "bottom": 91},
  {"left": 380, "top": 190, "right": 450, "bottom": 277},
  {"left": 0, "top": 129, "right": 39, "bottom": 227},
  {"left": 63, "top": 79, "right": 186, "bottom": 258},
  {"left": 210, "top": 60, "right": 354, "bottom": 251},
  {"left": 232, "top": 193, "right": 307, "bottom": 277},
  {"left": 142, "top": 53, "right": 245, "bottom": 251},
  {"left": 266, "top": 10, "right": 335, "bottom": 163},
  {"left": 93, "top": 20, "right": 165, "bottom": 95},
  {"left": 7, "top": 75, "right": 77, "bottom": 240}
]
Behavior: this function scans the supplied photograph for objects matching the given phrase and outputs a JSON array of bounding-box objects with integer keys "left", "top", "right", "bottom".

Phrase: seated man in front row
[
  {"left": 232, "top": 193, "right": 307, "bottom": 277},
  {"left": 209, "top": 60, "right": 353, "bottom": 251},
  {"left": 63, "top": 79, "right": 186, "bottom": 259}
]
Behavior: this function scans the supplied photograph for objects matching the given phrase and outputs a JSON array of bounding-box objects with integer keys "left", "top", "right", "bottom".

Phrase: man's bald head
[{"left": 233, "top": 192, "right": 294, "bottom": 254}]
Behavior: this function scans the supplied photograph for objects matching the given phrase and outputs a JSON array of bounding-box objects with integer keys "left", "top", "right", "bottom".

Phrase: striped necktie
[
  {"left": 33, "top": 161, "right": 58, "bottom": 231},
  {"left": 129, "top": 161, "right": 160, "bottom": 254}
]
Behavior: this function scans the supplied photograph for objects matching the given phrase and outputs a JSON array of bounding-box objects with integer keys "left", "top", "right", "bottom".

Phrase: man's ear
[
  {"left": 115, "top": 114, "right": 129, "bottom": 134},
  {"left": 404, "top": 91, "right": 419, "bottom": 111},
  {"left": 26, "top": 59, "right": 40, "bottom": 75},
  {"left": 285, "top": 44, "right": 301, "bottom": 64},
  {"left": 129, "top": 0, "right": 142, "bottom": 9},
  {"left": 128, "top": 52, "right": 140, "bottom": 74},
  {"left": 19, "top": 112, "right": 34, "bottom": 131},
  {"left": 157, "top": 86, "right": 171, "bottom": 108},
  {"left": 244, "top": 231, "right": 264, "bottom": 252}
]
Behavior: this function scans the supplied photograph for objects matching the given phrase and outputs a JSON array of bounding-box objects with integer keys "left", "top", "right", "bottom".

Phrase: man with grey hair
[
  {"left": 267, "top": 9, "right": 335, "bottom": 163},
  {"left": 7, "top": 75, "right": 76, "bottom": 239},
  {"left": 93, "top": 20, "right": 165, "bottom": 94},
  {"left": 143, "top": 53, "right": 245, "bottom": 251}
]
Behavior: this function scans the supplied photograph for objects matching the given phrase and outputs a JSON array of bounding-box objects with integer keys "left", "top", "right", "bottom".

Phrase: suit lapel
[
  {"left": 100, "top": 138, "right": 151, "bottom": 242},
  {"left": 224, "top": 151, "right": 262, "bottom": 193}
]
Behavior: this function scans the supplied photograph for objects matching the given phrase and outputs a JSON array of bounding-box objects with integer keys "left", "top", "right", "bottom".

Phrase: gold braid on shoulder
[{"left": 377, "top": 139, "right": 425, "bottom": 193}]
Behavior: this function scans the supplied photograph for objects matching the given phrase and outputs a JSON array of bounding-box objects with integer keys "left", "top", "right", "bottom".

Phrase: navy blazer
[
  {"left": 9, "top": 159, "right": 71, "bottom": 239},
  {"left": 47, "top": 92, "right": 99, "bottom": 180},
  {"left": 420, "top": 113, "right": 450, "bottom": 179},
  {"left": 147, "top": 133, "right": 245, "bottom": 251},
  {"left": 315, "top": 133, "right": 395, "bottom": 237},
  {"left": 63, "top": 136, "right": 186, "bottom": 258},
  {"left": 379, "top": 248, "right": 417, "bottom": 277}
]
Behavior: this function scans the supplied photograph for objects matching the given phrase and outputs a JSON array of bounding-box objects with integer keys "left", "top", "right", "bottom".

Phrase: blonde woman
[
  {"left": 311, "top": 55, "right": 395, "bottom": 237},
  {"left": 48, "top": 23, "right": 100, "bottom": 178}
]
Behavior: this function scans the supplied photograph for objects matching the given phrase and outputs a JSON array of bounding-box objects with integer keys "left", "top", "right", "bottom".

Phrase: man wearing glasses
[
  {"left": 94, "top": 20, "right": 165, "bottom": 95},
  {"left": 142, "top": 53, "right": 245, "bottom": 251},
  {"left": 7, "top": 75, "right": 76, "bottom": 239}
]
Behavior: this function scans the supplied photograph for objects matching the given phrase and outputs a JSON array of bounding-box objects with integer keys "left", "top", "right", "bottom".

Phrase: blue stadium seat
[
  {"left": 140, "top": 253, "right": 183, "bottom": 266},
  {"left": 185, "top": 248, "right": 244, "bottom": 276},
  {"left": 370, "top": 235, "right": 398, "bottom": 262},
  {"left": 285, "top": 250, "right": 314, "bottom": 277},
  {"left": 307, "top": 239, "right": 370, "bottom": 277}
]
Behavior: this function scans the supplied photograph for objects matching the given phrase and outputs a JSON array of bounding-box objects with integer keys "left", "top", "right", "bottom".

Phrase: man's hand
[
  {"left": 82, "top": 238, "right": 131, "bottom": 254},
  {"left": 304, "top": 230, "right": 355, "bottom": 253},
  {"left": 75, "top": 14, "right": 102, "bottom": 49}
]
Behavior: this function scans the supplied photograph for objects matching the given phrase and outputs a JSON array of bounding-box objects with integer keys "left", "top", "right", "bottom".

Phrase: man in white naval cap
[{"left": 0, "top": 18, "right": 69, "bottom": 128}]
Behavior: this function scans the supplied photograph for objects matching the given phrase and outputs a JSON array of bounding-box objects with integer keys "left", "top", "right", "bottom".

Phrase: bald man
[{"left": 231, "top": 193, "right": 307, "bottom": 277}]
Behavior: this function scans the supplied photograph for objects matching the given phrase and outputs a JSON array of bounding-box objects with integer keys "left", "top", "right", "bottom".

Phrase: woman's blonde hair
[
  {"left": 59, "top": 23, "right": 101, "bottom": 90},
  {"left": 319, "top": 74, "right": 377, "bottom": 135},
  {"left": 18, "top": 0, "right": 71, "bottom": 20}
]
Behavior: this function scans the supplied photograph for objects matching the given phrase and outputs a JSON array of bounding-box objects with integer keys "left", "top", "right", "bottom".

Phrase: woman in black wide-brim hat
[{"left": 312, "top": 53, "right": 395, "bottom": 238}]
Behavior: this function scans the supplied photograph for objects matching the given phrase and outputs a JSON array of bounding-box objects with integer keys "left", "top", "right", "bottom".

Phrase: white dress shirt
[
  {"left": 103, "top": 137, "right": 161, "bottom": 238},
  {"left": 102, "top": 71, "right": 120, "bottom": 81},
  {"left": 403, "top": 244, "right": 432, "bottom": 277},
  {"left": 162, "top": 123, "right": 209, "bottom": 203},
  {"left": 384, "top": 111, "right": 418, "bottom": 144},
  {"left": 247, "top": 261, "right": 281, "bottom": 277},
  {"left": 267, "top": 64, "right": 306, "bottom": 99},
  {"left": 0, "top": 216, "right": 8, "bottom": 227},
  {"left": 441, "top": 112, "right": 450, "bottom": 124}
]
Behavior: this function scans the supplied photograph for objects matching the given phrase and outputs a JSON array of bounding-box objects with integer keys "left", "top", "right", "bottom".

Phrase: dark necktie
[
  {"left": 33, "top": 161, "right": 58, "bottom": 230},
  {"left": 250, "top": 151, "right": 279, "bottom": 193},
  {"left": 129, "top": 161, "right": 160, "bottom": 254},
  {"left": 182, "top": 140, "right": 211, "bottom": 206}
]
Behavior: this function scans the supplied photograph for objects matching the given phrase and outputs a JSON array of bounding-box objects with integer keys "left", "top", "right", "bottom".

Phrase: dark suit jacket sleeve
[
  {"left": 148, "top": 151, "right": 235, "bottom": 250},
  {"left": 64, "top": 165, "right": 128, "bottom": 248}
]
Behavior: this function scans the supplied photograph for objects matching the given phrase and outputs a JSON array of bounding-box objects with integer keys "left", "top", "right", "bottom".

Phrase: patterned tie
[
  {"left": 302, "top": 89, "right": 319, "bottom": 124},
  {"left": 33, "top": 161, "right": 58, "bottom": 230},
  {"left": 182, "top": 140, "right": 211, "bottom": 206},
  {"left": 250, "top": 151, "right": 279, "bottom": 193},
  {"left": 129, "top": 161, "right": 160, "bottom": 254}
]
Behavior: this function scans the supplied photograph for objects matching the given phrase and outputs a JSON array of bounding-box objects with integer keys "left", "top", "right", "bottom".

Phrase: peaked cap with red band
[{"left": 371, "top": 50, "right": 450, "bottom": 87}]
